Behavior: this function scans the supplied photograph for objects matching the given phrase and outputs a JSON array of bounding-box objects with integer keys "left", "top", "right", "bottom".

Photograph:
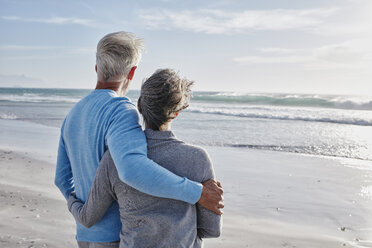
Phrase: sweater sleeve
[
  {"left": 54, "top": 122, "right": 74, "bottom": 200},
  {"left": 195, "top": 149, "right": 222, "bottom": 238},
  {"left": 106, "top": 102, "right": 202, "bottom": 204},
  {"left": 67, "top": 152, "right": 115, "bottom": 228}
]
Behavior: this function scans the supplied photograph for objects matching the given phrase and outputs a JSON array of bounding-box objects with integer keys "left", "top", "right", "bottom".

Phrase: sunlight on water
[{"left": 360, "top": 185, "right": 372, "bottom": 200}]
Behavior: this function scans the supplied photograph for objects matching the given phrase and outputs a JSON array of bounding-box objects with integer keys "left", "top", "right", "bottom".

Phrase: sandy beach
[
  {"left": 1, "top": 118, "right": 371, "bottom": 248},
  {"left": 0, "top": 149, "right": 75, "bottom": 247}
]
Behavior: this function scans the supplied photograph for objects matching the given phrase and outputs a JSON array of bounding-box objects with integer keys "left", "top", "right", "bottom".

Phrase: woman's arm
[
  {"left": 67, "top": 152, "right": 116, "bottom": 228},
  {"left": 197, "top": 204, "right": 222, "bottom": 238},
  {"left": 195, "top": 149, "right": 223, "bottom": 238}
]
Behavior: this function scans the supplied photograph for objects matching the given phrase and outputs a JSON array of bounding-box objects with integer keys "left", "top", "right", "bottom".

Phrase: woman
[{"left": 68, "top": 69, "right": 222, "bottom": 248}]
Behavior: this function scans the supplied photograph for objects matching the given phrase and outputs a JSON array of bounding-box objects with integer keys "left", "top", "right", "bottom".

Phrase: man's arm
[
  {"left": 67, "top": 152, "right": 115, "bottom": 228},
  {"left": 54, "top": 130, "right": 74, "bottom": 200},
  {"left": 106, "top": 102, "right": 223, "bottom": 213}
]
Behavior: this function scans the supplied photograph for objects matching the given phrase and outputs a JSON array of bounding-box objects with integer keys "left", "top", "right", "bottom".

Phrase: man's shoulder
[
  {"left": 75, "top": 90, "right": 136, "bottom": 110},
  {"left": 109, "top": 96, "right": 136, "bottom": 110},
  {"left": 107, "top": 98, "right": 139, "bottom": 125},
  {"left": 77, "top": 91, "right": 138, "bottom": 119}
]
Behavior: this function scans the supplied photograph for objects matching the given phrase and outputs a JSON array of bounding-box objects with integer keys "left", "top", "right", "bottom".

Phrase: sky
[{"left": 0, "top": 0, "right": 371, "bottom": 95}]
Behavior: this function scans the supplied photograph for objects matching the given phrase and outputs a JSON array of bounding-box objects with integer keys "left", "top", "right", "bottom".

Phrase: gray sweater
[{"left": 68, "top": 129, "right": 222, "bottom": 248}]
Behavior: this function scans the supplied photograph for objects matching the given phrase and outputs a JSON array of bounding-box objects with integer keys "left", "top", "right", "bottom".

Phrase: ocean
[{"left": 1, "top": 87, "right": 372, "bottom": 161}]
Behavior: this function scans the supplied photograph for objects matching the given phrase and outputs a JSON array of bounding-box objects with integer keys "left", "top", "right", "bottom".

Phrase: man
[{"left": 55, "top": 31, "right": 224, "bottom": 247}]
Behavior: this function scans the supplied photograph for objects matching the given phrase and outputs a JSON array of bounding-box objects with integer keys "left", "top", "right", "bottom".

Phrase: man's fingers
[
  {"left": 202, "top": 178, "right": 217, "bottom": 186},
  {"left": 213, "top": 207, "right": 223, "bottom": 215},
  {"left": 198, "top": 179, "right": 224, "bottom": 215},
  {"left": 216, "top": 193, "right": 223, "bottom": 202},
  {"left": 216, "top": 181, "right": 222, "bottom": 188},
  {"left": 212, "top": 184, "right": 223, "bottom": 195},
  {"left": 217, "top": 186, "right": 223, "bottom": 195},
  {"left": 203, "top": 179, "right": 224, "bottom": 195}
]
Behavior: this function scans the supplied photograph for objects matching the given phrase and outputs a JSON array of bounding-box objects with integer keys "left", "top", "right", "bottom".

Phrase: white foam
[
  {"left": 0, "top": 113, "right": 17, "bottom": 120},
  {"left": 0, "top": 93, "right": 80, "bottom": 103}
]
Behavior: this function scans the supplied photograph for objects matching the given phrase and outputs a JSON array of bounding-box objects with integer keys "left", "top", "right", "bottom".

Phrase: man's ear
[
  {"left": 95, "top": 65, "right": 98, "bottom": 72},
  {"left": 128, "top": 66, "right": 137, "bottom": 80}
]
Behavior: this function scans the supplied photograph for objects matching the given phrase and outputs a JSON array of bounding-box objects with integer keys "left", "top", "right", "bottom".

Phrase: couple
[{"left": 55, "top": 31, "right": 223, "bottom": 248}]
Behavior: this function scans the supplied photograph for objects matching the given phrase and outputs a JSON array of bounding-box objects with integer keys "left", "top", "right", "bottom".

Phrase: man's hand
[{"left": 197, "top": 179, "right": 224, "bottom": 215}]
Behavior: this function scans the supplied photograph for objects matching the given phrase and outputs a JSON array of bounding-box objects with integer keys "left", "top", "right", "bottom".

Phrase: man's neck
[{"left": 95, "top": 81, "right": 123, "bottom": 91}]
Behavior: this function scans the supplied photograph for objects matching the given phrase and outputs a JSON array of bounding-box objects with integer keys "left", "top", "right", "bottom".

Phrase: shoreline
[{"left": 1, "top": 118, "right": 371, "bottom": 165}]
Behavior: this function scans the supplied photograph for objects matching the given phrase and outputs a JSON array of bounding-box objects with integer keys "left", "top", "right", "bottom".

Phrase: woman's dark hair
[{"left": 138, "top": 69, "right": 194, "bottom": 130}]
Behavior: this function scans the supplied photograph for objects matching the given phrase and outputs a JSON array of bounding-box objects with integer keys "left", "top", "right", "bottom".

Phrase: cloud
[
  {"left": 139, "top": 8, "right": 338, "bottom": 34},
  {"left": 0, "top": 45, "right": 95, "bottom": 55},
  {"left": 0, "top": 45, "right": 62, "bottom": 51},
  {"left": 233, "top": 55, "right": 312, "bottom": 64},
  {"left": 313, "top": 41, "right": 367, "bottom": 64},
  {"left": 2, "top": 16, "right": 95, "bottom": 27},
  {"left": 0, "top": 55, "right": 70, "bottom": 61},
  {"left": 234, "top": 39, "right": 372, "bottom": 69},
  {"left": 311, "top": 1, "right": 372, "bottom": 36},
  {"left": 258, "top": 48, "right": 304, "bottom": 54}
]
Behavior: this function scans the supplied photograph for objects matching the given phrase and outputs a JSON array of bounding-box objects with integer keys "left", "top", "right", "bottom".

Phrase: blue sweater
[{"left": 54, "top": 90, "right": 202, "bottom": 242}]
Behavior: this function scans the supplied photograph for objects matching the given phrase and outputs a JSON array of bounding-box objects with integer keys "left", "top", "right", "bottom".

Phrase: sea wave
[
  {"left": 1, "top": 88, "right": 371, "bottom": 111},
  {"left": 192, "top": 92, "right": 372, "bottom": 111},
  {"left": 0, "top": 93, "right": 81, "bottom": 103},
  {"left": 187, "top": 107, "right": 372, "bottom": 126}
]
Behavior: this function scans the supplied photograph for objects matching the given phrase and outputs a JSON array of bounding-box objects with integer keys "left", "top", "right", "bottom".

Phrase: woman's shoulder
[
  {"left": 178, "top": 143, "right": 211, "bottom": 162},
  {"left": 173, "top": 142, "right": 214, "bottom": 182}
]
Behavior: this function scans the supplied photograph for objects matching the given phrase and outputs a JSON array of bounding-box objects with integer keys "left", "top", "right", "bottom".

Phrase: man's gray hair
[
  {"left": 138, "top": 69, "right": 194, "bottom": 130},
  {"left": 96, "top": 31, "right": 144, "bottom": 82}
]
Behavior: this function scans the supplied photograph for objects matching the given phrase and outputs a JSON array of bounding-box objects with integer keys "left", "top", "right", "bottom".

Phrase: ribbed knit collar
[
  {"left": 92, "top": 89, "right": 132, "bottom": 101},
  {"left": 144, "top": 129, "right": 176, "bottom": 140},
  {"left": 92, "top": 89, "right": 117, "bottom": 95}
]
